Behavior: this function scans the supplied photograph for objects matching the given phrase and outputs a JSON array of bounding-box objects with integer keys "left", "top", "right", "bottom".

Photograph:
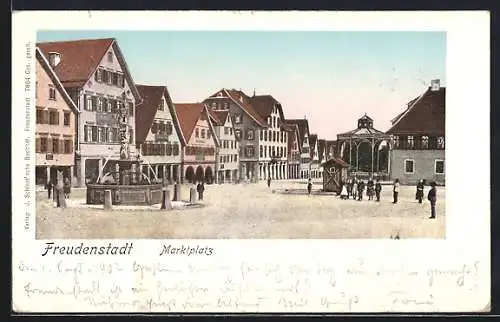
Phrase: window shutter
[
  {"left": 47, "top": 137, "right": 53, "bottom": 153},
  {"left": 35, "top": 138, "right": 41, "bottom": 153}
]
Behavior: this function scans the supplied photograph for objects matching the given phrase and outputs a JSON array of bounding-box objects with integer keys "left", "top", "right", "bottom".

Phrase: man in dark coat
[
  {"left": 428, "top": 181, "right": 437, "bottom": 219},
  {"left": 196, "top": 182, "right": 205, "bottom": 201},
  {"left": 416, "top": 179, "right": 424, "bottom": 203},
  {"left": 267, "top": 176, "right": 271, "bottom": 188},
  {"left": 367, "top": 179, "right": 374, "bottom": 200},
  {"left": 375, "top": 179, "right": 382, "bottom": 202},
  {"left": 45, "top": 179, "right": 53, "bottom": 199},
  {"left": 307, "top": 178, "right": 312, "bottom": 195},
  {"left": 357, "top": 180, "right": 365, "bottom": 201}
]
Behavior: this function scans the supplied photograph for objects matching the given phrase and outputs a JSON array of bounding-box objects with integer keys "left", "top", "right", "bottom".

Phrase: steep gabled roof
[
  {"left": 318, "top": 139, "right": 326, "bottom": 160},
  {"left": 386, "top": 87, "right": 446, "bottom": 135},
  {"left": 286, "top": 119, "right": 310, "bottom": 147},
  {"left": 36, "top": 47, "right": 79, "bottom": 115},
  {"left": 37, "top": 38, "right": 142, "bottom": 103},
  {"left": 174, "top": 103, "right": 220, "bottom": 147},
  {"left": 207, "top": 88, "right": 268, "bottom": 127},
  {"left": 309, "top": 134, "right": 318, "bottom": 158},
  {"left": 249, "top": 94, "right": 287, "bottom": 129},
  {"left": 135, "top": 84, "right": 185, "bottom": 146}
]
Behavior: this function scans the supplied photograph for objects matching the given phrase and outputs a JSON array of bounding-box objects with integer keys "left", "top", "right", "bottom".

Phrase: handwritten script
[{"left": 14, "top": 259, "right": 481, "bottom": 312}]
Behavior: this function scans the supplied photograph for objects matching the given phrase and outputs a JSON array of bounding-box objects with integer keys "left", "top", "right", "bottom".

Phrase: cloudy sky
[{"left": 37, "top": 30, "right": 446, "bottom": 139}]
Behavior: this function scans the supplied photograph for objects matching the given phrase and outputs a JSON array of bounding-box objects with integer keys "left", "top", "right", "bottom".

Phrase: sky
[{"left": 37, "top": 31, "right": 446, "bottom": 139}]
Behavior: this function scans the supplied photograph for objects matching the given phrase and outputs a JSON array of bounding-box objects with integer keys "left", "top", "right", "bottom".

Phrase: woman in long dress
[{"left": 340, "top": 184, "right": 348, "bottom": 200}]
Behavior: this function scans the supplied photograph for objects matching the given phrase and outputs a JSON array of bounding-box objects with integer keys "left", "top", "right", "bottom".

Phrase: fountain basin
[{"left": 86, "top": 183, "right": 164, "bottom": 206}]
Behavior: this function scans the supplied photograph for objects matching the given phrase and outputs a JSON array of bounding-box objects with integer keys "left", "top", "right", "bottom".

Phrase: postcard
[{"left": 12, "top": 10, "right": 490, "bottom": 313}]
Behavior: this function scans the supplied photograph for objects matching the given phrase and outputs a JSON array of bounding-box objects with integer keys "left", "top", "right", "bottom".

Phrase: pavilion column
[
  {"left": 349, "top": 138, "right": 352, "bottom": 169},
  {"left": 377, "top": 147, "right": 380, "bottom": 173},
  {"left": 371, "top": 138, "right": 374, "bottom": 176},
  {"left": 356, "top": 142, "right": 359, "bottom": 172}
]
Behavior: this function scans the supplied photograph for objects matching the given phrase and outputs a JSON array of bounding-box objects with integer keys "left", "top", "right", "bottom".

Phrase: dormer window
[{"left": 48, "top": 52, "right": 61, "bottom": 68}]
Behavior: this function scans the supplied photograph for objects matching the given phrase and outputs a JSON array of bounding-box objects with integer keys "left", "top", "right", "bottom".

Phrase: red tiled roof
[
  {"left": 174, "top": 103, "right": 205, "bottom": 142},
  {"left": 249, "top": 94, "right": 287, "bottom": 126},
  {"left": 322, "top": 157, "right": 349, "bottom": 168},
  {"left": 135, "top": 85, "right": 167, "bottom": 144},
  {"left": 208, "top": 110, "right": 229, "bottom": 126},
  {"left": 36, "top": 47, "right": 79, "bottom": 115},
  {"left": 224, "top": 89, "right": 268, "bottom": 127},
  {"left": 387, "top": 87, "right": 445, "bottom": 135},
  {"left": 37, "top": 38, "right": 114, "bottom": 88}
]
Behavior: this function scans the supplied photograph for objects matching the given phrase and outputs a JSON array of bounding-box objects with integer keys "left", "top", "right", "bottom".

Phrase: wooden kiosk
[{"left": 322, "top": 157, "right": 349, "bottom": 193}]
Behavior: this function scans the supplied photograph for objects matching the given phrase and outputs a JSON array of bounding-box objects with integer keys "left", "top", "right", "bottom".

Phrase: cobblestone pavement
[{"left": 35, "top": 180, "right": 445, "bottom": 239}]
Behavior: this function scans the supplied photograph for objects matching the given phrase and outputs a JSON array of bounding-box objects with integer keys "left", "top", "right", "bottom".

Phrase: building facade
[
  {"left": 287, "top": 119, "right": 311, "bottom": 179},
  {"left": 386, "top": 80, "right": 445, "bottom": 185},
  {"left": 208, "top": 110, "right": 239, "bottom": 183},
  {"left": 175, "top": 103, "right": 219, "bottom": 184},
  {"left": 251, "top": 95, "right": 288, "bottom": 180},
  {"left": 38, "top": 38, "right": 142, "bottom": 186},
  {"left": 135, "top": 85, "right": 183, "bottom": 184},
  {"left": 204, "top": 89, "right": 268, "bottom": 183},
  {"left": 35, "top": 47, "right": 79, "bottom": 186},
  {"left": 286, "top": 122, "right": 301, "bottom": 179},
  {"left": 317, "top": 139, "right": 326, "bottom": 178}
]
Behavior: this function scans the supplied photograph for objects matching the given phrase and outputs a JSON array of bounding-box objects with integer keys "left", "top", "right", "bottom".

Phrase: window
[
  {"left": 437, "top": 136, "right": 445, "bottom": 149},
  {"left": 96, "top": 97, "right": 103, "bottom": 112},
  {"left": 260, "top": 145, "right": 263, "bottom": 158},
  {"left": 234, "top": 129, "right": 241, "bottom": 140},
  {"left": 158, "top": 100, "right": 164, "bottom": 111},
  {"left": 223, "top": 102, "right": 229, "bottom": 110},
  {"left": 224, "top": 127, "right": 229, "bottom": 135},
  {"left": 129, "top": 129, "right": 134, "bottom": 144},
  {"left": 421, "top": 136, "right": 429, "bottom": 149},
  {"left": 107, "top": 71, "right": 113, "bottom": 85},
  {"left": 36, "top": 108, "right": 46, "bottom": 124},
  {"left": 195, "top": 128, "right": 199, "bottom": 138},
  {"left": 52, "top": 138, "right": 59, "bottom": 154},
  {"left": 246, "top": 129, "right": 254, "bottom": 140},
  {"left": 97, "top": 127, "right": 104, "bottom": 142},
  {"left": 264, "top": 131, "right": 267, "bottom": 141},
  {"left": 64, "top": 140, "right": 73, "bottom": 154},
  {"left": 165, "top": 122, "right": 173, "bottom": 135},
  {"left": 40, "top": 137, "right": 48, "bottom": 153},
  {"left": 229, "top": 128, "right": 233, "bottom": 135},
  {"left": 435, "top": 160, "right": 445, "bottom": 174},
  {"left": 404, "top": 159, "right": 415, "bottom": 174},
  {"left": 106, "top": 99, "right": 112, "bottom": 112},
  {"left": 211, "top": 102, "right": 217, "bottom": 109},
  {"left": 86, "top": 95, "right": 94, "bottom": 111},
  {"left": 264, "top": 146, "right": 267, "bottom": 158},
  {"left": 151, "top": 122, "right": 158, "bottom": 134},
  {"left": 393, "top": 136, "right": 400, "bottom": 149},
  {"left": 107, "top": 51, "right": 113, "bottom": 62},
  {"left": 173, "top": 143, "right": 179, "bottom": 155},
  {"left": 260, "top": 130, "right": 263, "bottom": 140},
  {"left": 201, "top": 129, "right": 206, "bottom": 139},
  {"left": 49, "top": 110, "right": 59, "bottom": 125},
  {"left": 245, "top": 146, "right": 254, "bottom": 157},
  {"left": 63, "top": 112, "right": 70, "bottom": 126},
  {"left": 95, "top": 69, "right": 103, "bottom": 82},
  {"left": 407, "top": 136, "right": 414, "bottom": 149},
  {"left": 235, "top": 114, "right": 242, "bottom": 124},
  {"left": 48, "top": 85, "right": 56, "bottom": 100},
  {"left": 207, "top": 130, "right": 211, "bottom": 139}
]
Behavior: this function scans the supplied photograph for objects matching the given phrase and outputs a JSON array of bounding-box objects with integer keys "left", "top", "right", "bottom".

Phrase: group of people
[
  {"left": 45, "top": 177, "right": 72, "bottom": 208},
  {"left": 340, "top": 178, "right": 383, "bottom": 202},
  {"left": 339, "top": 177, "right": 438, "bottom": 219}
]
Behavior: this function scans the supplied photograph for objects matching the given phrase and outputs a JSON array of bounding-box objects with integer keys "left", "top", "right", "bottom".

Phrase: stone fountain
[{"left": 86, "top": 96, "right": 163, "bottom": 206}]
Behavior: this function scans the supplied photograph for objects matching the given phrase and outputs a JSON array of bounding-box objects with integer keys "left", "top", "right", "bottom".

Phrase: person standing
[
  {"left": 352, "top": 179, "right": 358, "bottom": 200},
  {"left": 428, "top": 181, "right": 437, "bottom": 219},
  {"left": 45, "top": 179, "right": 53, "bottom": 199},
  {"left": 196, "top": 181, "right": 205, "bottom": 201},
  {"left": 307, "top": 178, "right": 312, "bottom": 195},
  {"left": 63, "top": 177, "right": 71, "bottom": 199},
  {"left": 267, "top": 176, "right": 271, "bottom": 188},
  {"left": 357, "top": 180, "right": 365, "bottom": 201},
  {"left": 346, "top": 179, "right": 352, "bottom": 199},
  {"left": 416, "top": 179, "right": 424, "bottom": 203},
  {"left": 375, "top": 179, "right": 382, "bottom": 202},
  {"left": 392, "top": 179, "right": 400, "bottom": 204},
  {"left": 367, "top": 178, "right": 374, "bottom": 200}
]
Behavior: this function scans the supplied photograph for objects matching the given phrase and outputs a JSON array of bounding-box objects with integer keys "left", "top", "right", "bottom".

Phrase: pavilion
[{"left": 336, "top": 114, "right": 392, "bottom": 179}]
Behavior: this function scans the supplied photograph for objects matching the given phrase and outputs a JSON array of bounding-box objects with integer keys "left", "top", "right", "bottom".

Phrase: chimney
[
  {"left": 430, "top": 79, "right": 440, "bottom": 91},
  {"left": 48, "top": 52, "right": 61, "bottom": 68}
]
